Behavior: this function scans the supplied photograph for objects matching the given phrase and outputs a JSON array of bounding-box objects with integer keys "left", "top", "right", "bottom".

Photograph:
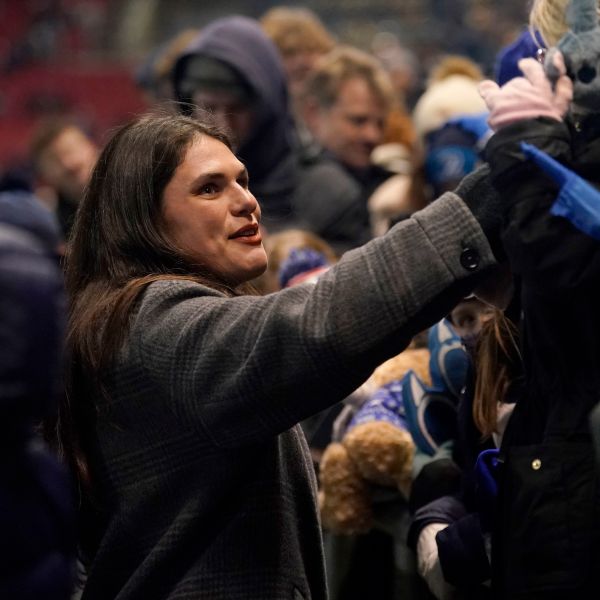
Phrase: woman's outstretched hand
[{"left": 478, "top": 53, "right": 573, "bottom": 131}]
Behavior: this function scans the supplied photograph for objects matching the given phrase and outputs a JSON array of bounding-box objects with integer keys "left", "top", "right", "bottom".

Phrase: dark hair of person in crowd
[
  {"left": 472, "top": 309, "right": 521, "bottom": 439},
  {"left": 56, "top": 113, "right": 249, "bottom": 494}
]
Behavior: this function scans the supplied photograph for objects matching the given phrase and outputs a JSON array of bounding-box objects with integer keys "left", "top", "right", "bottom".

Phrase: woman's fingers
[
  {"left": 518, "top": 58, "right": 551, "bottom": 92},
  {"left": 552, "top": 50, "right": 567, "bottom": 76},
  {"left": 478, "top": 80, "right": 500, "bottom": 105},
  {"left": 554, "top": 74, "right": 574, "bottom": 113}
]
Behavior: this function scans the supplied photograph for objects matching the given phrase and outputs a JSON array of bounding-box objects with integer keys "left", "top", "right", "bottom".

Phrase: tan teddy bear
[{"left": 318, "top": 346, "right": 431, "bottom": 535}]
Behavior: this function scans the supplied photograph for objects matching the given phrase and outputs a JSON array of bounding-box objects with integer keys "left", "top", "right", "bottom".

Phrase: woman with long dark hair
[{"left": 58, "top": 112, "right": 499, "bottom": 599}]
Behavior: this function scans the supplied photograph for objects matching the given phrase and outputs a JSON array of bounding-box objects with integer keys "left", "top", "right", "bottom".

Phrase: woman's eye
[
  {"left": 457, "top": 316, "right": 475, "bottom": 328},
  {"left": 199, "top": 183, "right": 218, "bottom": 195}
]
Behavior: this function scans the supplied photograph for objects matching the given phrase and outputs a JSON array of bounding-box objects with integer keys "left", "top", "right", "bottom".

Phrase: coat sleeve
[
  {"left": 485, "top": 117, "right": 600, "bottom": 289},
  {"left": 130, "top": 194, "right": 495, "bottom": 448}
]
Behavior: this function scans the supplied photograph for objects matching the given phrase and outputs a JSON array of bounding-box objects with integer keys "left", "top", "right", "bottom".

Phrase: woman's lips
[{"left": 229, "top": 225, "right": 262, "bottom": 244}]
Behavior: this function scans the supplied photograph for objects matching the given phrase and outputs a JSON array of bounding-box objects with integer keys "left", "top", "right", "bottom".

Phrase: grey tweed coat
[{"left": 80, "top": 193, "right": 495, "bottom": 600}]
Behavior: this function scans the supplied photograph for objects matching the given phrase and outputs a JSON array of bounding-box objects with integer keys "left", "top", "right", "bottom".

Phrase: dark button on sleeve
[{"left": 460, "top": 247, "right": 480, "bottom": 271}]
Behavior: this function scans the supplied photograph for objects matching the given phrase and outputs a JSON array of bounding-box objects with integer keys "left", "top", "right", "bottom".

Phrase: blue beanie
[
  {"left": 425, "top": 124, "right": 480, "bottom": 197},
  {"left": 495, "top": 28, "right": 545, "bottom": 86},
  {"left": 278, "top": 248, "right": 330, "bottom": 288}
]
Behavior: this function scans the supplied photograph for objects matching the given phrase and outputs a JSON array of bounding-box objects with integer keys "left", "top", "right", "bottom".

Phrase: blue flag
[{"left": 521, "top": 141, "right": 600, "bottom": 240}]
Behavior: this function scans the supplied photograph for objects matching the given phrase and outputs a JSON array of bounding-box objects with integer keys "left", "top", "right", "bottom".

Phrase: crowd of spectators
[{"left": 2, "top": 1, "right": 599, "bottom": 599}]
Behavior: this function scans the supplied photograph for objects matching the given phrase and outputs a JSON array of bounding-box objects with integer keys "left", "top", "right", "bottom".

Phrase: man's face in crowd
[
  {"left": 311, "top": 76, "right": 387, "bottom": 170},
  {"left": 37, "top": 126, "right": 99, "bottom": 203},
  {"left": 193, "top": 89, "right": 256, "bottom": 151}
]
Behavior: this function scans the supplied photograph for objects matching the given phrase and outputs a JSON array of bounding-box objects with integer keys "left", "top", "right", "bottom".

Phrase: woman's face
[
  {"left": 162, "top": 135, "right": 267, "bottom": 284},
  {"left": 449, "top": 298, "right": 494, "bottom": 339}
]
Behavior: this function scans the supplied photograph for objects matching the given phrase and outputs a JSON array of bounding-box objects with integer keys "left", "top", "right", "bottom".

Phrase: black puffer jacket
[{"left": 485, "top": 117, "right": 600, "bottom": 600}]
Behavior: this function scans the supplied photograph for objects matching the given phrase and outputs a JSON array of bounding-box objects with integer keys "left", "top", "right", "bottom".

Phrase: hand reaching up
[{"left": 478, "top": 53, "right": 573, "bottom": 131}]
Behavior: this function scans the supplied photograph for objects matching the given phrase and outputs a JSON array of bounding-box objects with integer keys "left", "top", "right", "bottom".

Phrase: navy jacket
[{"left": 0, "top": 194, "right": 74, "bottom": 599}]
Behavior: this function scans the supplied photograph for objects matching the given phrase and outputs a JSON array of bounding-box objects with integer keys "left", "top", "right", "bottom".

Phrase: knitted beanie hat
[
  {"left": 412, "top": 56, "right": 487, "bottom": 139},
  {"left": 494, "top": 28, "right": 545, "bottom": 85},
  {"left": 278, "top": 247, "right": 331, "bottom": 288},
  {"left": 424, "top": 123, "right": 480, "bottom": 197}
]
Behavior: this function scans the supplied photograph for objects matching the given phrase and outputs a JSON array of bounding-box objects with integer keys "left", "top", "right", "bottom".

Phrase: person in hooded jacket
[
  {"left": 407, "top": 301, "right": 522, "bottom": 600},
  {"left": 172, "top": 16, "right": 299, "bottom": 234}
]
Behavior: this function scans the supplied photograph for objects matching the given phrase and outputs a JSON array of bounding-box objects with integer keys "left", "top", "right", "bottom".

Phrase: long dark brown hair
[
  {"left": 473, "top": 309, "right": 521, "bottom": 439},
  {"left": 53, "top": 113, "right": 240, "bottom": 497}
]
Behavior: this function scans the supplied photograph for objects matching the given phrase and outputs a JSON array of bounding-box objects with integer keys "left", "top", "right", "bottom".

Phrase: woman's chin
[{"left": 229, "top": 256, "right": 269, "bottom": 286}]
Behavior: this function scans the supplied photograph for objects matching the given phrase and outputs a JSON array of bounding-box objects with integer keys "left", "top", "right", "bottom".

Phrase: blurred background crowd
[{"left": 0, "top": 0, "right": 529, "bottom": 182}]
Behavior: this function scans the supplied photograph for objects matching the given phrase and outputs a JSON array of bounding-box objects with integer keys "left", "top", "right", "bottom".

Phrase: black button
[{"left": 460, "top": 247, "right": 480, "bottom": 271}]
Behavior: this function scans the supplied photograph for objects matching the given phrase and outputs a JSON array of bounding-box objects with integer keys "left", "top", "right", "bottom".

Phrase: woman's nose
[{"left": 232, "top": 186, "right": 259, "bottom": 216}]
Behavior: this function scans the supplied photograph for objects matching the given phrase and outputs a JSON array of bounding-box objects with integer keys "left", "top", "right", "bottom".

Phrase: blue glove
[{"left": 521, "top": 142, "right": 600, "bottom": 240}]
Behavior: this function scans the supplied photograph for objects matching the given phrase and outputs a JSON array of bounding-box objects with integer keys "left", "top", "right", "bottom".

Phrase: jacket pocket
[{"left": 497, "top": 442, "right": 597, "bottom": 595}]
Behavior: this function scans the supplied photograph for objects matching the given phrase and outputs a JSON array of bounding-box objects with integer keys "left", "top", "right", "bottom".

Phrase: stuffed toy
[
  {"left": 319, "top": 320, "right": 468, "bottom": 535},
  {"left": 545, "top": 0, "right": 600, "bottom": 115}
]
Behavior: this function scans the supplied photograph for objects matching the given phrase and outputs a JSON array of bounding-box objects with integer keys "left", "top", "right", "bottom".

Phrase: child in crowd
[
  {"left": 408, "top": 299, "right": 521, "bottom": 600},
  {"left": 478, "top": 0, "right": 600, "bottom": 596}
]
